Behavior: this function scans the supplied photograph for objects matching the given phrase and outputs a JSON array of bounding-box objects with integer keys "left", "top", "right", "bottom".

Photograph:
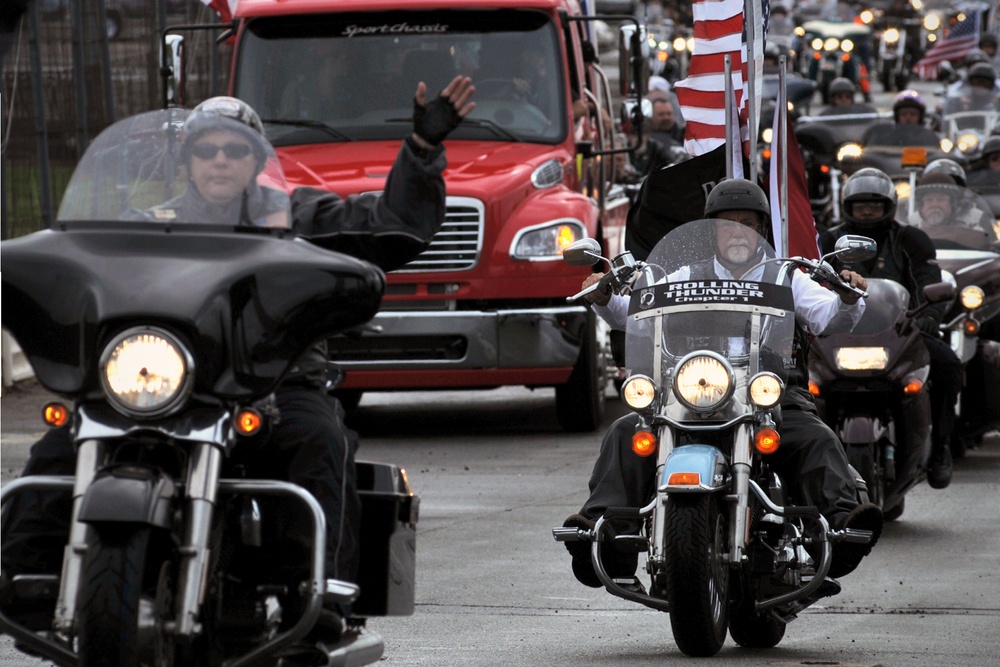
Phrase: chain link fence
[{"left": 1, "top": 0, "right": 232, "bottom": 239}]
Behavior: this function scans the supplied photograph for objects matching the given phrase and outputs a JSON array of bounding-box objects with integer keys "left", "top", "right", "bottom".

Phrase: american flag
[
  {"left": 200, "top": 0, "right": 238, "bottom": 23},
  {"left": 915, "top": 12, "right": 981, "bottom": 80},
  {"left": 675, "top": 0, "right": 769, "bottom": 158}
]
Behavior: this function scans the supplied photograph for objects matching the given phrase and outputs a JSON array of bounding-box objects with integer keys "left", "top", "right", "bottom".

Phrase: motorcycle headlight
[
  {"left": 939, "top": 137, "right": 954, "bottom": 153},
  {"left": 841, "top": 39, "right": 854, "bottom": 53},
  {"left": 622, "top": 375, "right": 657, "bottom": 410},
  {"left": 835, "top": 346, "right": 889, "bottom": 371},
  {"left": 824, "top": 38, "right": 840, "bottom": 52},
  {"left": 762, "top": 127, "right": 773, "bottom": 144},
  {"left": 884, "top": 28, "right": 900, "bottom": 44},
  {"left": 895, "top": 181, "right": 911, "bottom": 200},
  {"left": 673, "top": 36, "right": 687, "bottom": 52},
  {"left": 811, "top": 37, "right": 824, "bottom": 51},
  {"left": 100, "top": 327, "right": 193, "bottom": 417},
  {"left": 961, "top": 286, "right": 984, "bottom": 310},
  {"left": 837, "top": 143, "right": 863, "bottom": 162},
  {"left": 860, "top": 10, "right": 874, "bottom": 24},
  {"left": 748, "top": 372, "right": 783, "bottom": 408},
  {"left": 923, "top": 14, "right": 940, "bottom": 31},
  {"left": 956, "top": 132, "right": 979, "bottom": 154},
  {"left": 674, "top": 353, "right": 734, "bottom": 413},
  {"left": 511, "top": 221, "right": 584, "bottom": 260}
]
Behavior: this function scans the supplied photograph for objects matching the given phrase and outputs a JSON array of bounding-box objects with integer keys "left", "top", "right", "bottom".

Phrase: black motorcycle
[
  {"left": 0, "top": 108, "right": 416, "bottom": 666},
  {"left": 808, "top": 278, "right": 956, "bottom": 520}
]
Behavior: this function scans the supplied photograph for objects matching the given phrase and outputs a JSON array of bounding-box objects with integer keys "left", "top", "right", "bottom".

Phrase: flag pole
[
  {"left": 744, "top": 0, "right": 758, "bottom": 184},
  {"left": 725, "top": 54, "right": 733, "bottom": 180},
  {"left": 779, "top": 56, "right": 789, "bottom": 258}
]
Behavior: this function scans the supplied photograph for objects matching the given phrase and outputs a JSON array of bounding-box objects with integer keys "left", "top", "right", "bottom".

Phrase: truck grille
[{"left": 393, "top": 196, "right": 484, "bottom": 273}]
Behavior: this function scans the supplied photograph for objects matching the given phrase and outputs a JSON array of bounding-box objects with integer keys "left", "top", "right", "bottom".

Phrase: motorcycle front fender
[
  {"left": 659, "top": 445, "right": 727, "bottom": 493},
  {"left": 77, "top": 466, "right": 176, "bottom": 528},
  {"left": 839, "top": 415, "right": 884, "bottom": 445}
]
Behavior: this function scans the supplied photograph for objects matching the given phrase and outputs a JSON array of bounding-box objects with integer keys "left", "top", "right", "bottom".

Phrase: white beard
[{"left": 723, "top": 244, "right": 751, "bottom": 264}]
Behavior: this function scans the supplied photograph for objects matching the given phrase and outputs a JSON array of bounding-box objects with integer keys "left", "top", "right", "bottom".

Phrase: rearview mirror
[
  {"left": 831, "top": 234, "right": 877, "bottom": 264},
  {"left": 563, "top": 238, "right": 603, "bottom": 267},
  {"left": 923, "top": 281, "right": 956, "bottom": 304}
]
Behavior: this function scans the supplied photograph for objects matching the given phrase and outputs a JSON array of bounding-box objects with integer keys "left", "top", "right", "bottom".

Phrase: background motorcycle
[
  {"left": 808, "top": 278, "right": 955, "bottom": 521},
  {"left": 0, "top": 109, "right": 416, "bottom": 667},
  {"left": 553, "top": 223, "right": 877, "bottom": 657},
  {"left": 897, "top": 185, "right": 1000, "bottom": 457},
  {"left": 801, "top": 19, "right": 874, "bottom": 104}
]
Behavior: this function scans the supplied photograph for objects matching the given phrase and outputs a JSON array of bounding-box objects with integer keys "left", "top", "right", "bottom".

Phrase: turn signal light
[
  {"left": 964, "top": 319, "right": 980, "bottom": 336},
  {"left": 903, "top": 379, "right": 924, "bottom": 395},
  {"left": 808, "top": 380, "right": 821, "bottom": 397},
  {"left": 667, "top": 472, "right": 701, "bottom": 486},
  {"left": 234, "top": 408, "right": 264, "bottom": 436},
  {"left": 42, "top": 402, "right": 69, "bottom": 428},
  {"left": 632, "top": 431, "right": 658, "bottom": 457},
  {"left": 755, "top": 428, "right": 780, "bottom": 454}
]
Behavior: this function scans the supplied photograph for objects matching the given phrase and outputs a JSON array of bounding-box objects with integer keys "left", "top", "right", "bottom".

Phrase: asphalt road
[{"left": 2, "top": 381, "right": 999, "bottom": 666}]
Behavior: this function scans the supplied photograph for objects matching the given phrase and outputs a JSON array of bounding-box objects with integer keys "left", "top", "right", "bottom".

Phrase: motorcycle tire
[
  {"left": 663, "top": 494, "right": 729, "bottom": 657},
  {"left": 78, "top": 527, "right": 172, "bottom": 667},
  {"left": 845, "top": 444, "right": 883, "bottom": 509}
]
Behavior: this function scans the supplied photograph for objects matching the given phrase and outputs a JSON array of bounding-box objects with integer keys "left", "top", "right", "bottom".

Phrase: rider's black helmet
[
  {"left": 979, "top": 34, "right": 998, "bottom": 51},
  {"left": 967, "top": 62, "right": 998, "bottom": 89},
  {"left": 923, "top": 158, "right": 967, "bottom": 188},
  {"left": 963, "top": 49, "right": 991, "bottom": 67},
  {"left": 892, "top": 89, "right": 926, "bottom": 123},
  {"left": 842, "top": 168, "right": 898, "bottom": 231},
  {"left": 182, "top": 96, "right": 269, "bottom": 171},
  {"left": 828, "top": 77, "right": 855, "bottom": 97},
  {"left": 704, "top": 179, "right": 771, "bottom": 228}
]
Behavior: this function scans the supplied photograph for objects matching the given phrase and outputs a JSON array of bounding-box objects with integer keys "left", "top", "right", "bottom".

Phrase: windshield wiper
[
  {"left": 260, "top": 118, "right": 352, "bottom": 142},
  {"left": 385, "top": 116, "right": 522, "bottom": 142}
]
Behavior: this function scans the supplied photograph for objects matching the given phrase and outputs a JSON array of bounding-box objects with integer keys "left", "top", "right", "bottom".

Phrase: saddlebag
[{"left": 354, "top": 461, "right": 418, "bottom": 616}]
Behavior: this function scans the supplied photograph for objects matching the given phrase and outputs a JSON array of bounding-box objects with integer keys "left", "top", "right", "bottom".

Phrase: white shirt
[{"left": 593, "top": 258, "right": 865, "bottom": 335}]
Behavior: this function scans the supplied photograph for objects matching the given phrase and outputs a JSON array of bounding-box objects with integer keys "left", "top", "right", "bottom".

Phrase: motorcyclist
[
  {"left": 826, "top": 77, "right": 857, "bottom": 108},
  {"left": 909, "top": 171, "right": 994, "bottom": 233},
  {"left": 967, "top": 135, "right": 1000, "bottom": 187},
  {"left": 820, "top": 168, "right": 962, "bottom": 489},
  {"left": 862, "top": 90, "right": 941, "bottom": 146},
  {"left": 922, "top": 157, "right": 968, "bottom": 188},
  {"left": 1, "top": 79, "right": 477, "bottom": 633},
  {"left": 950, "top": 62, "right": 1000, "bottom": 112},
  {"left": 562, "top": 179, "right": 882, "bottom": 588}
]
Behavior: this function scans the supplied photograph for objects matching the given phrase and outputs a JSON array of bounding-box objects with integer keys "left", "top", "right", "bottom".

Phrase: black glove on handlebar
[
  {"left": 915, "top": 315, "right": 940, "bottom": 337},
  {"left": 413, "top": 94, "right": 462, "bottom": 146}
]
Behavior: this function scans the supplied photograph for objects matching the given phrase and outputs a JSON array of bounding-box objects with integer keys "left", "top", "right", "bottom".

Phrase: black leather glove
[
  {"left": 413, "top": 93, "right": 462, "bottom": 146},
  {"left": 915, "top": 315, "right": 940, "bottom": 336}
]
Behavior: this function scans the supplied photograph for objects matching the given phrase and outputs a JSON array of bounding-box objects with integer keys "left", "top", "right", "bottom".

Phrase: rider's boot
[{"left": 926, "top": 440, "right": 953, "bottom": 489}]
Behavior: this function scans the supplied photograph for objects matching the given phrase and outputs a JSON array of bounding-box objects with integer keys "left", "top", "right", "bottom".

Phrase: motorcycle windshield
[
  {"left": 624, "top": 219, "right": 795, "bottom": 416},
  {"left": 848, "top": 279, "right": 909, "bottom": 335},
  {"left": 3, "top": 110, "right": 384, "bottom": 399},
  {"left": 58, "top": 108, "right": 291, "bottom": 228},
  {"left": 897, "top": 183, "right": 1000, "bottom": 250},
  {"left": 942, "top": 87, "right": 1000, "bottom": 116}
]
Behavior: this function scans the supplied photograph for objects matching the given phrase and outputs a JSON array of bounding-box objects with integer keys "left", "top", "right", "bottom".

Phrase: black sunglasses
[{"left": 191, "top": 142, "right": 253, "bottom": 160}]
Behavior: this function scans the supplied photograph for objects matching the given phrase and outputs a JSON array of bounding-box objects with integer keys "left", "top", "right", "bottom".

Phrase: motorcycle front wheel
[
  {"left": 663, "top": 494, "right": 729, "bottom": 657},
  {"left": 78, "top": 527, "right": 176, "bottom": 667}
]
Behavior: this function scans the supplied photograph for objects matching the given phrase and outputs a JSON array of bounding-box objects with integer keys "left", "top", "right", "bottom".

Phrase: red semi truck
[{"left": 178, "top": 0, "right": 645, "bottom": 431}]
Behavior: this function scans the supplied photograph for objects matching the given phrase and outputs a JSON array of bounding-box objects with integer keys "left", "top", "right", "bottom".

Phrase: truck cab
[{"left": 227, "top": 0, "right": 642, "bottom": 430}]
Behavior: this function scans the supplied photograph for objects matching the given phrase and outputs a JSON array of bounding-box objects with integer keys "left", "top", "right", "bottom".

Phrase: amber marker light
[
  {"left": 903, "top": 379, "right": 924, "bottom": 395},
  {"left": 632, "top": 431, "right": 657, "bottom": 457},
  {"left": 234, "top": 408, "right": 263, "bottom": 436},
  {"left": 755, "top": 428, "right": 780, "bottom": 454},
  {"left": 667, "top": 472, "right": 701, "bottom": 486},
  {"left": 964, "top": 319, "right": 980, "bottom": 336},
  {"left": 808, "top": 380, "right": 821, "bottom": 397},
  {"left": 42, "top": 402, "right": 69, "bottom": 428}
]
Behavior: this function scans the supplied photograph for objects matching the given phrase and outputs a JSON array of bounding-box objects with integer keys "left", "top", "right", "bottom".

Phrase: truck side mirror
[
  {"left": 161, "top": 34, "right": 185, "bottom": 107},
  {"left": 618, "top": 25, "right": 649, "bottom": 99}
]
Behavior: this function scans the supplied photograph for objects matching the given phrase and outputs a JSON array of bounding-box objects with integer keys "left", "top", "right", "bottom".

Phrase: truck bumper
[{"left": 329, "top": 306, "right": 590, "bottom": 386}]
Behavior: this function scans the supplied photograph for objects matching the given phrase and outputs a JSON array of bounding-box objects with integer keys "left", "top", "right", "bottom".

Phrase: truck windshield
[{"left": 235, "top": 9, "right": 567, "bottom": 146}]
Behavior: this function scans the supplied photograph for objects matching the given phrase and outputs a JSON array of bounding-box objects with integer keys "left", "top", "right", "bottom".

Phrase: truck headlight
[
  {"left": 511, "top": 221, "right": 585, "bottom": 260},
  {"left": 674, "top": 352, "right": 733, "bottom": 413},
  {"left": 100, "top": 327, "right": 193, "bottom": 417},
  {"left": 835, "top": 346, "right": 889, "bottom": 371}
]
